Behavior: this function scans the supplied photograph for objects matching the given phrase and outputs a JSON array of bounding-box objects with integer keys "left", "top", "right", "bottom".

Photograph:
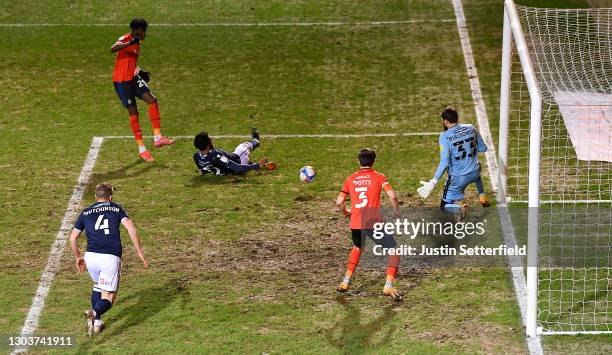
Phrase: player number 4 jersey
[
  {"left": 74, "top": 201, "right": 128, "bottom": 258},
  {"left": 341, "top": 168, "right": 392, "bottom": 229}
]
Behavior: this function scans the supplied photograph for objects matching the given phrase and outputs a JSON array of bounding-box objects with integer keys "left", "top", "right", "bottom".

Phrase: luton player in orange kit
[
  {"left": 111, "top": 18, "right": 174, "bottom": 162},
  {"left": 336, "top": 148, "right": 402, "bottom": 301}
]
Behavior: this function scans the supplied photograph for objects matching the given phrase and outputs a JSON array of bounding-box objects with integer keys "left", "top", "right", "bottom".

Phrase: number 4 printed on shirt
[{"left": 95, "top": 215, "right": 110, "bottom": 235}]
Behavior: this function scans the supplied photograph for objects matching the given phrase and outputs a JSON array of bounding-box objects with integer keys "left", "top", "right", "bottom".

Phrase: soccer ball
[{"left": 299, "top": 166, "right": 316, "bottom": 183}]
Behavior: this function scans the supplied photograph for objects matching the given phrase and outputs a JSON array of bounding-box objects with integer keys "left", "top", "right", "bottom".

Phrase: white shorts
[
  {"left": 233, "top": 142, "right": 254, "bottom": 165},
  {"left": 84, "top": 252, "right": 121, "bottom": 292}
]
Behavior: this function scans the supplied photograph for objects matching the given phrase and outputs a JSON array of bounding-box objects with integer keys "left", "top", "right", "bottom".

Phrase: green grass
[{"left": 1, "top": 0, "right": 610, "bottom": 353}]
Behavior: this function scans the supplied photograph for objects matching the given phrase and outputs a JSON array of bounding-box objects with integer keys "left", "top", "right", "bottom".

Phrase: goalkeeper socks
[
  {"left": 91, "top": 290, "right": 101, "bottom": 319},
  {"left": 93, "top": 299, "right": 112, "bottom": 318},
  {"left": 475, "top": 176, "right": 485, "bottom": 195}
]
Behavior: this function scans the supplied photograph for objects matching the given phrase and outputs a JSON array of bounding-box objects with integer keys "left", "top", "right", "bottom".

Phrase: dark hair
[
  {"left": 95, "top": 183, "right": 113, "bottom": 199},
  {"left": 194, "top": 132, "right": 212, "bottom": 150},
  {"left": 358, "top": 148, "right": 376, "bottom": 167},
  {"left": 441, "top": 108, "right": 459, "bottom": 123},
  {"left": 130, "top": 18, "right": 148, "bottom": 31}
]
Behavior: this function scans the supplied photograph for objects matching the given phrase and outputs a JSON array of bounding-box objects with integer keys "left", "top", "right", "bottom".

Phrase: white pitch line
[
  {"left": 0, "top": 19, "right": 455, "bottom": 27},
  {"left": 103, "top": 132, "right": 440, "bottom": 139},
  {"left": 13, "top": 137, "right": 104, "bottom": 355},
  {"left": 451, "top": 1, "right": 543, "bottom": 355}
]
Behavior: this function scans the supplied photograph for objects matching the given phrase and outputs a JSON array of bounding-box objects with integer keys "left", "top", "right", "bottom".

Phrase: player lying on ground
[
  {"left": 193, "top": 128, "right": 276, "bottom": 175},
  {"left": 417, "top": 108, "right": 490, "bottom": 221},
  {"left": 111, "top": 18, "right": 175, "bottom": 162},
  {"left": 336, "top": 148, "right": 403, "bottom": 301},
  {"left": 69, "top": 183, "right": 149, "bottom": 337}
]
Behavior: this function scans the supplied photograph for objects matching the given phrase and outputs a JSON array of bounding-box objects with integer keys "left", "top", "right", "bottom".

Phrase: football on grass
[{"left": 299, "top": 166, "right": 316, "bottom": 183}]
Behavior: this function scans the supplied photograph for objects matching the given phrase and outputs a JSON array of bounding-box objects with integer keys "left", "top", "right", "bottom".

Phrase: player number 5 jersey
[{"left": 341, "top": 168, "right": 392, "bottom": 229}]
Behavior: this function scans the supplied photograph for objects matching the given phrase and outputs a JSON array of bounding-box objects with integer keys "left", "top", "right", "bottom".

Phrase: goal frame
[{"left": 499, "top": 0, "right": 612, "bottom": 337}]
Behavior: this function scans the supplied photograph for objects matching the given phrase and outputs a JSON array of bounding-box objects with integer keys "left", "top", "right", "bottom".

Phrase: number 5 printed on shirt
[{"left": 354, "top": 187, "right": 368, "bottom": 208}]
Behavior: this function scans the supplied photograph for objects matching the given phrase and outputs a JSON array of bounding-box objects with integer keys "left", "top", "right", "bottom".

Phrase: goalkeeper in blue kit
[{"left": 417, "top": 108, "right": 490, "bottom": 220}]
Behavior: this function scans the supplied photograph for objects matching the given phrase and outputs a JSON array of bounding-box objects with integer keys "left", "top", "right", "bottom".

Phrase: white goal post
[{"left": 499, "top": 0, "right": 611, "bottom": 337}]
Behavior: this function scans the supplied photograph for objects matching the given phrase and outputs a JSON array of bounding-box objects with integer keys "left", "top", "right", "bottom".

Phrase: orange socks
[
  {"left": 129, "top": 114, "right": 146, "bottom": 152},
  {"left": 385, "top": 255, "right": 400, "bottom": 287},
  {"left": 342, "top": 246, "right": 362, "bottom": 283},
  {"left": 148, "top": 102, "right": 161, "bottom": 139}
]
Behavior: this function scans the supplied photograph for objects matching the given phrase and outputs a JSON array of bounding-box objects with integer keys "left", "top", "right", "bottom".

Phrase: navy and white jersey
[
  {"left": 193, "top": 148, "right": 259, "bottom": 175},
  {"left": 434, "top": 123, "right": 488, "bottom": 180},
  {"left": 74, "top": 201, "right": 128, "bottom": 258}
]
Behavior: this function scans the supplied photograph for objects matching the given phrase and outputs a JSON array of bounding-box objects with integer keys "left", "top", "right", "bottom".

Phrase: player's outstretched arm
[
  {"left": 418, "top": 137, "right": 449, "bottom": 199},
  {"left": 121, "top": 218, "right": 149, "bottom": 269},
  {"left": 68, "top": 229, "right": 85, "bottom": 272},
  {"left": 336, "top": 192, "right": 351, "bottom": 218}
]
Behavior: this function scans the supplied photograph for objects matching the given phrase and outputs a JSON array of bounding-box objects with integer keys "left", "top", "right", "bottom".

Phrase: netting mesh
[{"left": 506, "top": 5, "right": 611, "bottom": 333}]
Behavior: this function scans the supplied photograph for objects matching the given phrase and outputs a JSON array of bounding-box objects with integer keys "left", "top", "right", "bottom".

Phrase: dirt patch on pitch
[{"left": 183, "top": 197, "right": 432, "bottom": 304}]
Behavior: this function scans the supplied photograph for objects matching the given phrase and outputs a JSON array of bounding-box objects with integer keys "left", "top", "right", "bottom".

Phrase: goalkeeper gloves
[
  {"left": 417, "top": 179, "right": 438, "bottom": 199},
  {"left": 129, "top": 36, "right": 141, "bottom": 45}
]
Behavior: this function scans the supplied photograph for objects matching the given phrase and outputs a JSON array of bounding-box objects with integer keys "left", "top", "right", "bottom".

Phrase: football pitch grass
[{"left": 1, "top": 0, "right": 610, "bottom": 353}]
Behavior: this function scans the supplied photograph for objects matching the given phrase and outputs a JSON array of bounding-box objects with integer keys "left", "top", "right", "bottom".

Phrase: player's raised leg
[
  {"left": 129, "top": 106, "right": 154, "bottom": 162},
  {"left": 113, "top": 81, "right": 153, "bottom": 162},
  {"left": 141, "top": 92, "right": 175, "bottom": 148},
  {"left": 233, "top": 128, "right": 261, "bottom": 164}
]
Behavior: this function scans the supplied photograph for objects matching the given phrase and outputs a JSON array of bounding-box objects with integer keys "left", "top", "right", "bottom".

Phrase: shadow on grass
[
  {"left": 326, "top": 296, "right": 399, "bottom": 354},
  {"left": 75, "top": 277, "right": 191, "bottom": 353},
  {"left": 186, "top": 173, "right": 249, "bottom": 187},
  {"left": 87, "top": 159, "right": 161, "bottom": 190}
]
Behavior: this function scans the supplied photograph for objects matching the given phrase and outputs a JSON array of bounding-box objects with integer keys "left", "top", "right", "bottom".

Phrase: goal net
[{"left": 500, "top": 1, "right": 611, "bottom": 336}]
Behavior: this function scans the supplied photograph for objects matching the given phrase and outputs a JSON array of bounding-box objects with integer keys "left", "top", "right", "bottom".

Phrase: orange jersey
[
  {"left": 341, "top": 168, "right": 392, "bottom": 229},
  {"left": 112, "top": 33, "right": 140, "bottom": 82}
]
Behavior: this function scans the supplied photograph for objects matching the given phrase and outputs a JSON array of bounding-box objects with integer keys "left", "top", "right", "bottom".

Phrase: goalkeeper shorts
[{"left": 441, "top": 169, "right": 482, "bottom": 203}]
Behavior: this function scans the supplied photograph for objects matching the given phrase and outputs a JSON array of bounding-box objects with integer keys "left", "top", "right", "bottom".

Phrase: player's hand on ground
[
  {"left": 417, "top": 179, "right": 437, "bottom": 199},
  {"left": 76, "top": 257, "right": 85, "bottom": 272},
  {"left": 142, "top": 259, "right": 149, "bottom": 269}
]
